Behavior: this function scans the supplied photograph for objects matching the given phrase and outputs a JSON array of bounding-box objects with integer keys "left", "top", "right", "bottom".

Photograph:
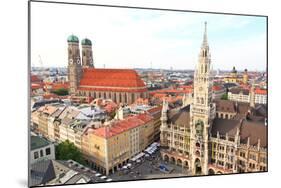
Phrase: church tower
[
  {"left": 81, "top": 38, "right": 94, "bottom": 68},
  {"left": 160, "top": 98, "right": 169, "bottom": 149},
  {"left": 190, "top": 22, "right": 216, "bottom": 175},
  {"left": 243, "top": 68, "right": 249, "bottom": 84},
  {"left": 67, "top": 35, "right": 82, "bottom": 95}
]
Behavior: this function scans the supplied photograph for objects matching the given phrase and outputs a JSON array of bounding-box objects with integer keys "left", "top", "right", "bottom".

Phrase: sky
[{"left": 30, "top": 2, "right": 267, "bottom": 71}]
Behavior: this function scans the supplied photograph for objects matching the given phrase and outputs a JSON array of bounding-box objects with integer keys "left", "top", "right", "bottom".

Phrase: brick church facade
[{"left": 67, "top": 35, "right": 148, "bottom": 104}]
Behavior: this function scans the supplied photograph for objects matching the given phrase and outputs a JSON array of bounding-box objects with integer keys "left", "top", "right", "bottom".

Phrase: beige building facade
[{"left": 81, "top": 113, "right": 154, "bottom": 175}]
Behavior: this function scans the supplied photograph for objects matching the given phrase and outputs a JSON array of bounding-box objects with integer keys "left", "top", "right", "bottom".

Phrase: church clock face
[
  {"left": 199, "top": 87, "right": 203, "bottom": 91},
  {"left": 69, "top": 59, "right": 73, "bottom": 65}
]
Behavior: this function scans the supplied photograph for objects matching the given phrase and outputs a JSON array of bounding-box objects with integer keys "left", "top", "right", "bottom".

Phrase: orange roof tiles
[
  {"left": 78, "top": 87, "right": 147, "bottom": 93},
  {"left": 89, "top": 113, "right": 153, "bottom": 138},
  {"left": 52, "top": 82, "right": 69, "bottom": 90},
  {"left": 147, "top": 106, "right": 163, "bottom": 114},
  {"left": 43, "top": 93, "right": 58, "bottom": 99},
  {"left": 255, "top": 88, "right": 267, "bottom": 95},
  {"left": 212, "top": 85, "right": 222, "bottom": 91},
  {"left": 150, "top": 88, "right": 193, "bottom": 95},
  {"left": 152, "top": 93, "right": 167, "bottom": 98},
  {"left": 31, "top": 75, "right": 42, "bottom": 83},
  {"left": 78, "top": 68, "right": 147, "bottom": 92},
  {"left": 38, "top": 105, "right": 58, "bottom": 115},
  {"left": 31, "top": 83, "right": 43, "bottom": 90},
  {"left": 179, "top": 85, "right": 193, "bottom": 89}
]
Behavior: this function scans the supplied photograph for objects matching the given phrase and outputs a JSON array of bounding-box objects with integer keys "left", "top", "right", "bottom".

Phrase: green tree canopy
[
  {"left": 52, "top": 88, "right": 69, "bottom": 96},
  {"left": 55, "top": 140, "right": 85, "bottom": 164},
  {"left": 221, "top": 93, "right": 228, "bottom": 100}
]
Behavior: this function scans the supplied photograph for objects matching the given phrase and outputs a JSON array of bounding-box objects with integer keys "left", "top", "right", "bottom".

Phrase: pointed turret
[
  {"left": 160, "top": 98, "right": 169, "bottom": 127},
  {"left": 115, "top": 105, "right": 124, "bottom": 120},
  {"left": 202, "top": 21, "right": 208, "bottom": 48}
]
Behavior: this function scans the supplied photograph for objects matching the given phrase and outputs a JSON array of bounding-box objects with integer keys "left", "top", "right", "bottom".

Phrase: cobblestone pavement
[{"left": 108, "top": 150, "right": 192, "bottom": 181}]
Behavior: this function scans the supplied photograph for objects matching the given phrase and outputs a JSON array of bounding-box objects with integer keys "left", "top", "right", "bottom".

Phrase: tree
[
  {"left": 221, "top": 93, "right": 228, "bottom": 100},
  {"left": 52, "top": 88, "right": 69, "bottom": 96},
  {"left": 55, "top": 140, "right": 85, "bottom": 164}
]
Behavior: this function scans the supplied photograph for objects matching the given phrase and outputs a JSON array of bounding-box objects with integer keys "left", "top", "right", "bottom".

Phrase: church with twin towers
[
  {"left": 67, "top": 35, "right": 148, "bottom": 104},
  {"left": 67, "top": 22, "right": 267, "bottom": 175},
  {"left": 160, "top": 22, "right": 267, "bottom": 175}
]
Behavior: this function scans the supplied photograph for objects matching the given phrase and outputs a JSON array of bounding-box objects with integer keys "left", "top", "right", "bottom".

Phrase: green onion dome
[
  {"left": 67, "top": 35, "right": 79, "bottom": 43},
  {"left": 81, "top": 38, "right": 92, "bottom": 46}
]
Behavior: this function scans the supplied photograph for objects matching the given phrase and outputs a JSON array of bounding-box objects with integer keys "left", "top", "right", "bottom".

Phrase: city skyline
[
  {"left": 29, "top": 2, "right": 267, "bottom": 186},
  {"left": 31, "top": 3, "right": 267, "bottom": 71}
]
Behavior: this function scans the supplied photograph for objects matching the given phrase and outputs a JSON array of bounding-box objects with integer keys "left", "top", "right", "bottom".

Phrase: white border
[{"left": 0, "top": 0, "right": 280, "bottom": 188}]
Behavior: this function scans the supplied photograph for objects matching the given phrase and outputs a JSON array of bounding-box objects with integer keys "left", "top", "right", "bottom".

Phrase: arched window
[
  {"left": 132, "top": 93, "right": 135, "bottom": 103},
  {"left": 114, "top": 93, "right": 116, "bottom": 101},
  {"left": 125, "top": 93, "right": 128, "bottom": 104},
  {"left": 196, "top": 120, "right": 204, "bottom": 136},
  {"left": 201, "top": 98, "right": 204, "bottom": 104}
]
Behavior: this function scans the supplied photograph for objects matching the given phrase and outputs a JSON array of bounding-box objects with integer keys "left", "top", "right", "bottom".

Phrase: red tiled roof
[
  {"left": 31, "top": 75, "right": 42, "bottom": 83},
  {"left": 43, "top": 93, "right": 58, "bottom": 99},
  {"left": 37, "top": 105, "right": 58, "bottom": 115},
  {"left": 147, "top": 106, "right": 163, "bottom": 114},
  {"left": 179, "top": 85, "right": 193, "bottom": 89},
  {"left": 150, "top": 89, "right": 192, "bottom": 95},
  {"left": 78, "top": 87, "right": 147, "bottom": 93},
  {"left": 79, "top": 68, "right": 146, "bottom": 91},
  {"left": 212, "top": 85, "right": 222, "bottom": 91},
  {"left": 255, "top": 88, "right": 267, "bottom": 95},
  {"left": 90, "top": 113, "right": 153, "bottom": 138},
  {"left": 31, "top": 83, "right": 43, "bottom": 90},
  {"left": 152, "top": 93, "right": 167, "bottom": 98},
  {"left": 52, "top": 82, "right": 69, "bottom": 90}
]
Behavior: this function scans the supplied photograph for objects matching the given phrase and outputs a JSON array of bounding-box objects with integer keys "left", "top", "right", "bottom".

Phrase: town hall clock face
[{"left": 69, "top": 59, "right": 73, "bottom": 65}]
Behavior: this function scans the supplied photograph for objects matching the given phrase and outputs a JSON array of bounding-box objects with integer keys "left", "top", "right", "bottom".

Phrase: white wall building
[
  {"left": 30, "top": 136, "right": 55, "bottom": 164},
  {"left": 254, "top": 89, "right": 267, "bottom": 104},
  {"left": 228, "top": 88, "right": 250, "bottom": 103}
]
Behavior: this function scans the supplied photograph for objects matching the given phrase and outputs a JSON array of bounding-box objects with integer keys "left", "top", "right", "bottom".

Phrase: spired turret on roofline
[{"left": 202, "top": 21, "right": 209, "bottom": 48}]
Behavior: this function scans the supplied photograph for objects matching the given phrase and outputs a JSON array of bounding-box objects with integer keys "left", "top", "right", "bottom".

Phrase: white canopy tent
[{"left": 130, "top": 152, "right": 145, "bottom": 162}]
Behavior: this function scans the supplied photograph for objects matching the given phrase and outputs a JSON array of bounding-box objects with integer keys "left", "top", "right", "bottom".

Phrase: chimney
[
  {"left": 257, "top": 139, "right": 261, "bottom": 150},
  {"left": 247, "top": 137, "right": 250, "bottom": 147}
]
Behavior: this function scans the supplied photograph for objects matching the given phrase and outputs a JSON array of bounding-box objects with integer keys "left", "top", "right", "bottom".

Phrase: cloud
[{"left": 30, "top": 2, "right": 266, "bottom": 71}]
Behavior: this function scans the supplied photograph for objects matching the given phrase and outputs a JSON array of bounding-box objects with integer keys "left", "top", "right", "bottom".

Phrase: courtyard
[{"left": 108, "top": 149, "right": 192, "bottom": 181}]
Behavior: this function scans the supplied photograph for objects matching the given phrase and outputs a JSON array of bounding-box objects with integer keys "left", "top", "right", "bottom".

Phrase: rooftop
[
  {"left": 31, "top": 136, "right": 51, "bottom": 150},
  {"left": 79, "top": 68, "right": 146, "bottom": 92},
  {"left": 89, "top": 113, "right": 153, "bottom": 138}
]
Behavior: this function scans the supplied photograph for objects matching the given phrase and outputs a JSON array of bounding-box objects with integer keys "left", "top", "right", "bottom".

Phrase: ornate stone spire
[{"left": 202, "top": 21, "right": 208, "bottom": 48}]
